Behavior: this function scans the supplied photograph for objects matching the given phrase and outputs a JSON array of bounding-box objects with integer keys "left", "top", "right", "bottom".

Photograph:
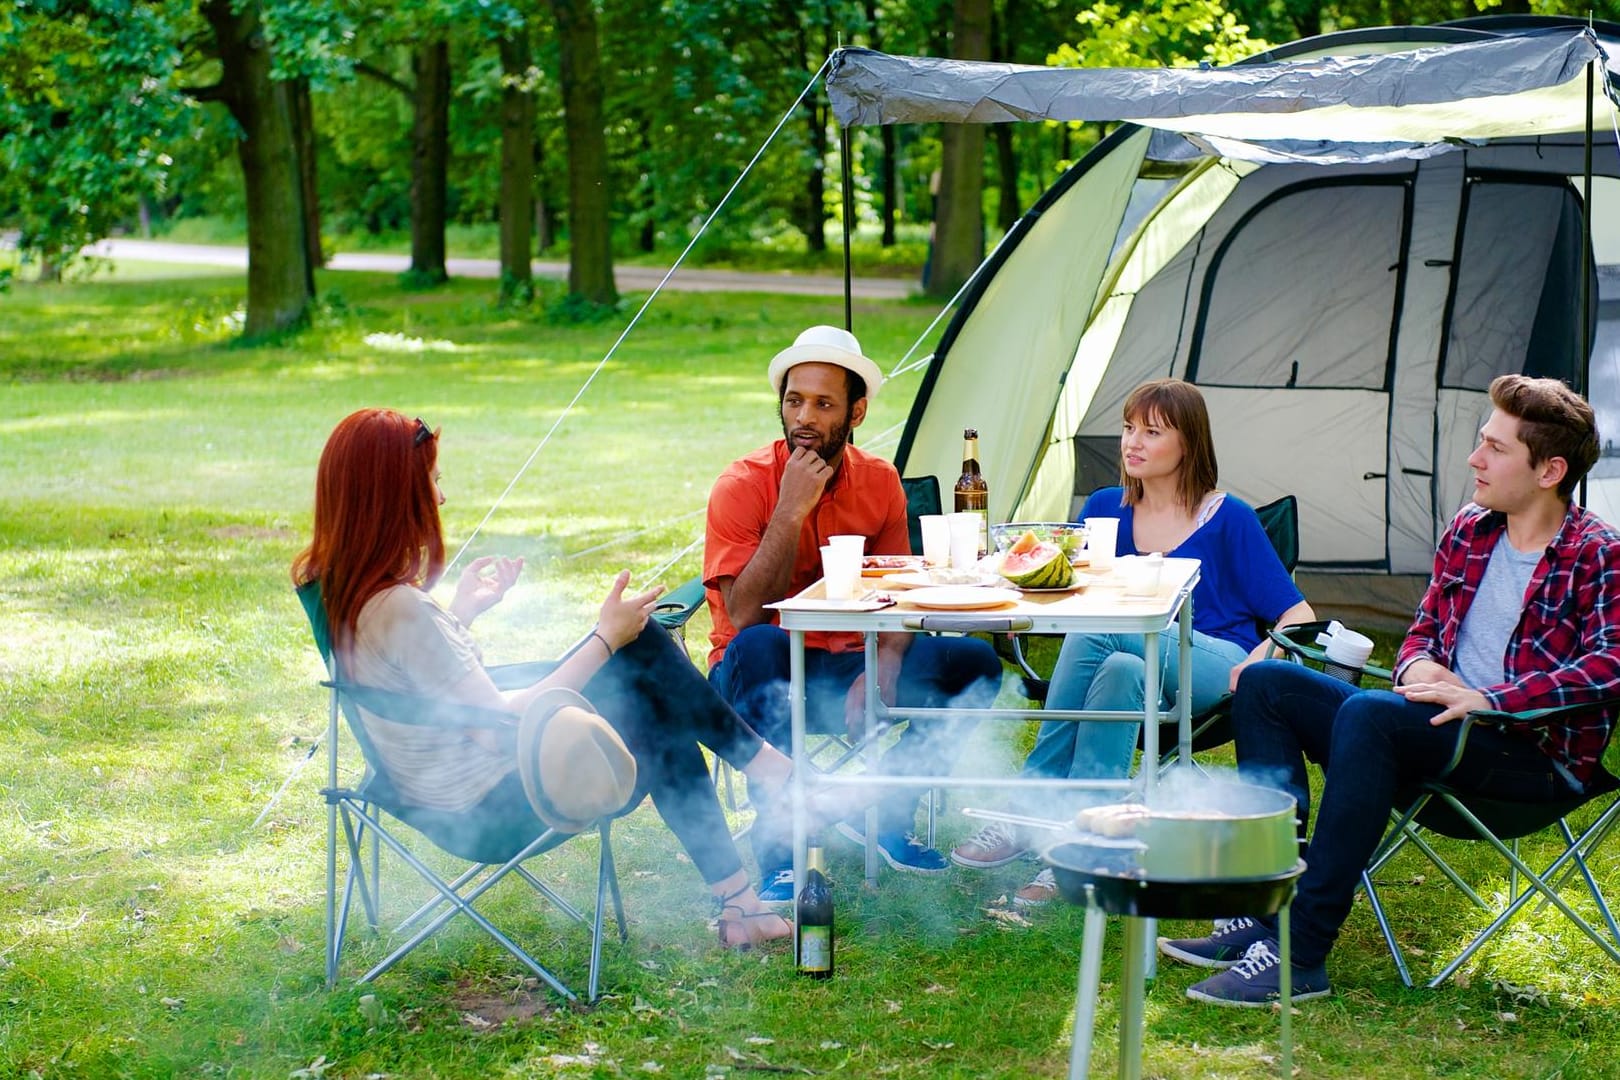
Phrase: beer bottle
[
  {"left": 954, "top": 428, "right": 990, "bottom": 556},
  {"left": 796, "top": 845, "right": 833, "bottom": 979}
]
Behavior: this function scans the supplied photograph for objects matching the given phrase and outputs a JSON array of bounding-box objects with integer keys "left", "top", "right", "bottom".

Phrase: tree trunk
[
  {"left": 926, "top": 0, "right": 990, "bottom": 300},
  {"left": 549, "top": 0, "right": 617, "bottom": 304},
  {"left": 497, "top": 29, "right": 536, "bottom": 302},
  {"left": 994, "top": 124, "right": 1018, "bottom": 232},
  {"left": 862, "top": 0, "right": 896, "bottom": 247},
  {"left": 409, "top": 38, "right": 451, "bottom": 285},
  {"left": 803, "top": 98, "right": 827, "bottom": 253},
  {"left": 291, "top": 77, "right": 324, "bottom": 276},
  {"left": 202, "top": 0, "right": 312, "bottom": 338}
]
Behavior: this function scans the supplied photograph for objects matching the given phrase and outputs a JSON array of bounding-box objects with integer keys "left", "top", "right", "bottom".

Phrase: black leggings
[{"left": 575, "top": 624, "right": 767, "bottom": 884}]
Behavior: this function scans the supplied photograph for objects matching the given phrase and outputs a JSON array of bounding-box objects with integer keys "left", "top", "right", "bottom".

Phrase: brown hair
[
  {"left": 1488, "top": 375, "right": 1600, "bottom": 500},
  {"left": 291, "top": 409, "right": 446, "bottom": 657},
  {"left": 1119, "top": 379, "right": 1219, "bottom": 510}
]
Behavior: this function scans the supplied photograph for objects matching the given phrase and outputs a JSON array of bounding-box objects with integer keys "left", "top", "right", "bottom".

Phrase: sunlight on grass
[{"left": 3, "top": 275, "right": 1619, "bottom": 1079}]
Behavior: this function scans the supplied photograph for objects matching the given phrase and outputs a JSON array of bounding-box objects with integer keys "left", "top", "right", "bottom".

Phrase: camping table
[{"left": 769, "top": 556, "right": 1202, "bottom": 895}]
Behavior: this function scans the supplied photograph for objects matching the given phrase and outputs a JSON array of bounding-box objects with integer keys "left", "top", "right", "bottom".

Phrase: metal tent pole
[{"left": 1582, "top": 57, "right": 1594, "bottom": 505}]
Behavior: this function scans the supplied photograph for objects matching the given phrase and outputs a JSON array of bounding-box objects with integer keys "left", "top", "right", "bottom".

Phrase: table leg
[
  {"left": 863, "top": 629, "right": 880, "bottom": 887},
  {"left": 1278, "top": 903, "right": 1293, "bottom": 1079},
  {"left": 1068, "top": 891, "right": 1107, "bottom": 1080},
  {"left": 1141, "top": 633, "right": 1159, "bottom": 978},
  {"left": 1177, "top": 598, "right": 1194, "bottom": 767},
  {"left": 790, "top": 629, "right": 807, "bottom": 948},
  {"left": 1117, "top": 916, "right": 1148, "bottom": 1080}
]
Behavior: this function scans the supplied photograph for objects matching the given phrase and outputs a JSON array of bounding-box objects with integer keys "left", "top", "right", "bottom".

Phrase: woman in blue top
[{"left": 951, "top": 379, "right": 1315, "bottom": 904}]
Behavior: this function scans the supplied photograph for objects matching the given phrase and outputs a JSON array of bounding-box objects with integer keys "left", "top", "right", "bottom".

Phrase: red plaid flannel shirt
[{"left": 1395, "top": 501, "right": 1620, "bottom": 788}]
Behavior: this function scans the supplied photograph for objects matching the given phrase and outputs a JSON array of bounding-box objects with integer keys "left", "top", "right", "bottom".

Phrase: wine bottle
[
  {"left": 954, "top": 427, "right": 989, "bottom": 556},
  {"left": 796, "top": 845, "right": 833, "bottom": 979}
]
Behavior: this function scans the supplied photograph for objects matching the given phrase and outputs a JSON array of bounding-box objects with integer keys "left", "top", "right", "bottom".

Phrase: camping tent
[{"left": 827, "top": 18, "right": 1620, "bottom": 619}]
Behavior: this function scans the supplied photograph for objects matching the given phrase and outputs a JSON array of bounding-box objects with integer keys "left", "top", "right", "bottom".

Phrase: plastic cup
[
  {"left": 1084, "top": 517, "right": 1119, "bottom": 571},
  {"left": 948, "top": 512, "right": 981, "bottom": 570},
  {"left": 820, "top": 543, "right": 862, "bottom": 600},
  {"left": 919, "top": 514, "right": 950, "bottom": 567},
  {"left": 1316, "top": 622, "right": 1374, "bottom": 668},
  {"left": 1123, "top": 552, "right": 1164, "bottom": 597}
]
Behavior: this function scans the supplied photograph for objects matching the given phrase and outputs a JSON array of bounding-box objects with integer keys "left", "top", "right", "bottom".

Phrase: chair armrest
[
  {"left": 1436, "top": 694, "right": 1620, "bottom": 781},
  {"left": 652, "top": 577, "right": 707, "bottom": 631},
  {"left": 1266, "top": 622, "right": 1395, "bottom": 684}
]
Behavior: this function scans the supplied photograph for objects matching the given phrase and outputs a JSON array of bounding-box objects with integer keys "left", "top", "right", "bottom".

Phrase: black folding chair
[
  {"left": 1264, "top": 620, "right": 1620, "bottom": 987},
  {"left": 298, "top": 582, "right": 629, "bottom": 1002}
]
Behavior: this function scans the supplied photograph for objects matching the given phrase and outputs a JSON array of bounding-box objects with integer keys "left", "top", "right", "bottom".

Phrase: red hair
[{"left": 291, "top": 408, "right": 445, "bottom": 658}]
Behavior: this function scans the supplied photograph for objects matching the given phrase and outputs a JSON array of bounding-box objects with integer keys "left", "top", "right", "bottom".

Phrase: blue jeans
[
  {"left": 709, "top": 623, "right": 1002, "bottom": 862},
  {"left": 1019, "top": 626, "right": 1247, "bottom": 813},
  {"left": 1232, "top": 660, "right": 1579, "bottom": 969}
]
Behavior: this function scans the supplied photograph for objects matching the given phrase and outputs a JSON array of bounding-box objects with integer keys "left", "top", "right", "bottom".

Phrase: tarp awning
[{"left": 827, "top": 31, "right": 1616, "bottom": 154}]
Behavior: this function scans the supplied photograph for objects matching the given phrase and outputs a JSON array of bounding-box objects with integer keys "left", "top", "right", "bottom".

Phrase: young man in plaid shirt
[{"left": 1162, "top": 374, "right": 1620, "bottom": 1006}]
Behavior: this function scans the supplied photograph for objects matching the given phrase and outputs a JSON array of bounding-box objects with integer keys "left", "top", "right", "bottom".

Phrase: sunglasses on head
[{"left": 413, "top": 417, "right": 434, "bottom": 447}]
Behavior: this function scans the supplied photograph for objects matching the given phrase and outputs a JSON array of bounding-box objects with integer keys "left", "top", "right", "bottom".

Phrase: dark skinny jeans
[
  {"left": 1232, "top": 660, "right": 1578, "bottom": 969},
  {"left": 468, "top": 624, "right": 766, "bottom": 886}
]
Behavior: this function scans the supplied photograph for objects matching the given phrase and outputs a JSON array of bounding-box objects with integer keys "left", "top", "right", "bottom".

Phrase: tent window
[
  {"left": 1442, "top": 179, "right": 1587, "bottom": 391},
  {"left": 1191, "top": 183, "right": 1406, "bottom": 389}
]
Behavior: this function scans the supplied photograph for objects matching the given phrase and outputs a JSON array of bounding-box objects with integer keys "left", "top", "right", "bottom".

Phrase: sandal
[{"left": 715, "top": 884, "right": 792, "bottom": 950}]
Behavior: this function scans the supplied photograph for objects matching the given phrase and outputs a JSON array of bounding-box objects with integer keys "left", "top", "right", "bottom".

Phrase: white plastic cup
[
  {"left": 948, "top": 512, "right": 981, "bottom": 570},
  {"left": 1316, "top": 621, "right": 1374, "bottom": 671},
  {"left": 1123, "top": 552, "right": 1164, "bottom": 597},
  {"left": 919, "top": 514, "right": 951, "bottom": 567},
  {"left": 1084, "top": 517, "right": 1120, "bottom": 571},
  {"left": 826, "top": 534, "right": 865, "bottom": 556},
  {"left": 820, "top": 543, "right": 862, "bottom": 600}
]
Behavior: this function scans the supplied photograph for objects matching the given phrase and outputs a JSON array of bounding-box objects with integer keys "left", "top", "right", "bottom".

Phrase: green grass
[{"left": 2, "top": 270, "right": 1619, "bottom": 1079}]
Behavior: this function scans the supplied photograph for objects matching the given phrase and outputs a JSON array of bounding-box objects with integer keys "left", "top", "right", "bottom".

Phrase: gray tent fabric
[
  {"left": 867, "top": 17, "right": 1620, "bottom": 601},
  {"left": 827, "top": 33, "right": 1612, "bottom": 156}
]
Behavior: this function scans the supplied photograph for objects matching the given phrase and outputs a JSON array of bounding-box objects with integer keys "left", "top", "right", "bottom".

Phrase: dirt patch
[
  {"left": 451, "top": 978, "right": 556, "bottom": 1029},
  {"left": 208, "top": 525, "right": 297, "bottom": 542}
]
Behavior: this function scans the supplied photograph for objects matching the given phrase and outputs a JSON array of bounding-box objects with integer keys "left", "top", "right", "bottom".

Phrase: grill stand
[{"left": 1067, "top": 886, "right": 1295, "bottom": 1080}]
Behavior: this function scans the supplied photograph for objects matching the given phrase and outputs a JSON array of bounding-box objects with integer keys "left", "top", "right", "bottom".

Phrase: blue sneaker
[
  {"left": 756, "top": 865, "right": 795, "bottom": 906},
  {"left": 1185, "top": 939, "right": 1332, "bottom": 1007},
  {"left": 1158, "top": 917, "right": 1271, "bottom": 969},
  {"left": 835, "top": 818, "right": 948, "bottom": 873}
]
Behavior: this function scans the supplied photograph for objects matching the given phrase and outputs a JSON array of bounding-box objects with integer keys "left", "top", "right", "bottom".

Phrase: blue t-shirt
[{"left": 1077, "top": 488, "right": 1303, "bottom": 651}]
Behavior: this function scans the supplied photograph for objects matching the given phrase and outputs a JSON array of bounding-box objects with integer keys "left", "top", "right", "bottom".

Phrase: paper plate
[{"left": 901, "top": 586, "right": 1022, "bottom": 610}]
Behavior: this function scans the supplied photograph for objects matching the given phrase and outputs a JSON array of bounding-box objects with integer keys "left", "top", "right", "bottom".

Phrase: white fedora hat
[{"left": 767, "top": 325, "right": 884, "bottom": 399}]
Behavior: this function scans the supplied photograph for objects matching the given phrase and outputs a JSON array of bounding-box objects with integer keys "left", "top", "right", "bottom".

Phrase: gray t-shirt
[
  {"left": 1454, "top": 533, "right": 1543, "bottom": 690},
  {"left": 346, "top": 584, "right": 512, "bottom": 812}
]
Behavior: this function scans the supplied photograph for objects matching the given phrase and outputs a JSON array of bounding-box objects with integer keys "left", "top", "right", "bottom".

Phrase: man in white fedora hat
[{"left": 702, "top": 325, "right": 1002, "bottom": 902}]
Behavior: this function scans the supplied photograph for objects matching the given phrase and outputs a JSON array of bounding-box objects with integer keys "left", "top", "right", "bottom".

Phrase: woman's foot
[
  {"left": 715, "top": 884, "right": 792, "bottom": 949},
  {"left": 1012, "top": 867, "right": 1059, "bottom": 908}
]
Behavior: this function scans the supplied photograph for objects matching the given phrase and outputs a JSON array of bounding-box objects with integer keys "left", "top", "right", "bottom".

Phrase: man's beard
[{"left": 782, "top": 414, "right": 854, "bottom": 464}]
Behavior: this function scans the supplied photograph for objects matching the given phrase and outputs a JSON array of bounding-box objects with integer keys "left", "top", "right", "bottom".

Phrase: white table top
[{"left": 770, "top": 556, "right": 1201, "bottom": 635}]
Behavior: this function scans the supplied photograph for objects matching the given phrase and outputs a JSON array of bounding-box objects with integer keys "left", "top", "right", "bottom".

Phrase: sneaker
[
  {"left": 756, "top": 866, "right": 795, "bottom": 906},
  {"left": 950, "top": 821, "right": 1029, "bottom": 869},
  {"left": 1157, "top": 916, "right": 1270, "bottom": 969},
  {"left": 835, "top": 819, "right": 949, "bottom": 874},
  {"left": 1013, "top": 867, "right": 1059, "bottom": 907},
  {"left": 1185, "top": 939, "right": 1332, "bottom": 1008}
]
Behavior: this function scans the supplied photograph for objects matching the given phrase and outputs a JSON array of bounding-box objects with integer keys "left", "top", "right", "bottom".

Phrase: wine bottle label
[{"left": 798, "top": 927, "right": 832, "bottom": 972}]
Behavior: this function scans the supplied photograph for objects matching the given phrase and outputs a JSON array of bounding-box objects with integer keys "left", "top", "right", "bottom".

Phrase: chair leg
[{"left": 1361, "top": 869, "right": 1414, "bottom": 989}]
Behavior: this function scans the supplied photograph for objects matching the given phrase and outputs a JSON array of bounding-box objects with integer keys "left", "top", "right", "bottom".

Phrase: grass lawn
[{"left": 2, "top": 268, "right": 1618, "bottom": 1079}]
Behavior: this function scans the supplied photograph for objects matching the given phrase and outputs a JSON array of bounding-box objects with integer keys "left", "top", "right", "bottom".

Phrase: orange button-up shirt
[{"left": 703, "top": 440, "right": 910, "bottom": 668}]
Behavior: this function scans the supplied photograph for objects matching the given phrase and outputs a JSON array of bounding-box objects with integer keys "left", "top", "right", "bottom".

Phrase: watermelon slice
[{"left": 1002, "top": 542, "right": 1076, "bottom": 589}]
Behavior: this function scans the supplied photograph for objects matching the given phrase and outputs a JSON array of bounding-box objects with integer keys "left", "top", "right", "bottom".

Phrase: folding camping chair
[
  {"left": 1004, "top": 494, "right": 1300, "bottom": 768},
  {"left": 298, "top": 582, "right": 628, "bottom": 1002},
  {"left": 1263, "top": 624, "right": 1620, "bottom": 988}
]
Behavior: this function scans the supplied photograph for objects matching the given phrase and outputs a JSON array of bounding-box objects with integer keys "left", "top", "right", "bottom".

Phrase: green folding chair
[
  {"left": 1264, "top": 619, "right": 1620, "bottom": 987},
  {"left": 298, "top": 582, "right": 629, "bottom": 1001}
]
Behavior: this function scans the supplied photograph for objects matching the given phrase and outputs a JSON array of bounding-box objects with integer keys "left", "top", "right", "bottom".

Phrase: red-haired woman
[{"left": 292, "top": 408, "right": 796, "bottom": 948}]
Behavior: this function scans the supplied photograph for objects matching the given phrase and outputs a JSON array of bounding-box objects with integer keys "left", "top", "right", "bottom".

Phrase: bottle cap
[{"left": 963, "top": 428, "right": 978, "bottom": 439}]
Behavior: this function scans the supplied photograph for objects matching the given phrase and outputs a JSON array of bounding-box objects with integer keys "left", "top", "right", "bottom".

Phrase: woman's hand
[
  {"left": 449, "top": 555, "right": 523, "bottom": 626},
  {"left": 596, "top": 570, "right": 666, "bottom": 651}
]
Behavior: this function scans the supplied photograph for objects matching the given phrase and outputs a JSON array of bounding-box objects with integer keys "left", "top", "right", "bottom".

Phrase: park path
[{"left": 87, "top": 238, "right": 916, "bottom": 300}]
